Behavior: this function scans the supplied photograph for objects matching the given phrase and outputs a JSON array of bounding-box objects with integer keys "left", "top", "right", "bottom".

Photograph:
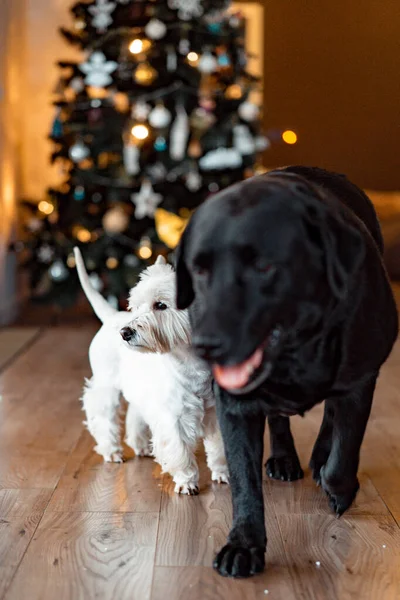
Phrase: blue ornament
[
  {"left": 51, "top": 112, "right": 63, "bottom": 138},
  {"left": 154, "top": 136, "right": 167, "bottom": 152},
  {"left": 218, "top": 53, "right": 230, "bottom": 67},
  {"left": 73, "top": 185, "right": 85, "bottom": 201},
  {"left": 208, "top": 22, "right": 222, "bottom": 34}
]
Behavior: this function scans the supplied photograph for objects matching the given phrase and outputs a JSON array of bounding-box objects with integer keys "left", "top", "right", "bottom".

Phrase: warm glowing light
[
  {"left": 187, "top": 52, "right": 199, "bottom": 62},
  {"left": 131, "top": 124, "right": 149, "bottom": 140},
  {"left": 225, "top": 84, "right": 243, "bottom": 100},
  {"left": 38, "top": 200, "right": 54, "bottom": 215},
  {"left": 77, "top": 228, "right": 91, "bottom": 243},
  {"left": 138, "top": 246, "right": 152, "bottom": 259},
  {"left": 106, "top": 257, "right": 119, "bottom": 269},
  {"left": 282, "top": 130, "right": 298, "bottom": 145},
  {"left": 67, "top": 254, "right": 76, "bottom": 268},
  {"left": 129, "top": 39, "right": 144, "bottom": 54}
]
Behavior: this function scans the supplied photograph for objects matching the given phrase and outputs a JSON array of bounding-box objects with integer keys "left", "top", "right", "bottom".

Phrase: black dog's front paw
[
  {"left": 320, "top": 467, "right": 359, "bottom": 517},
  {"left": 213, "top": 544, "right": 265, "bottom": 578},
  {"left": 266, "top": 455, "right": 304, "bottom": 482},
  {"left": 309, "top": 450, "right": 330, "bottom": 485}
]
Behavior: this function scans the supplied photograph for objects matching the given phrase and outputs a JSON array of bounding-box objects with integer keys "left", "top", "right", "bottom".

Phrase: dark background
[{"left": 257, "top": 0, "right": 400, "bottom": 190}]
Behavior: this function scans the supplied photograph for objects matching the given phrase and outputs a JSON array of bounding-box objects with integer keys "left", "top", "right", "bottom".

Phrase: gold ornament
[
  {"left": 225, "top": 84, "right": 243, "bottom": 100},
  {"left": 106, "top": 257, "right": 119, "bottom": 269},
  {"left": 113, "top": 92, "right": 130, "bottom": 113},
  {"left": 38, "top": 200, "right": 54, "bottom": 215},
  {"left": 73, "top": 226, "right": 91, "bottom": 243},
  {"left": 102, "top": 206, "right": 129, "bottom": 234},
  {"left": 87, "top": 86, "right": 109, "bottom": 99},
  {"left": 137, "top": 236, "right": 152, "bottom": 259},
  {"left": 134, "top": 62, "right": 157, "bottom": 85},
  {"left": 155, "top": 208, "right": 189, "bottom": 250},
  {"left": 188, "top": 139, "right": 202, "bottom": 159}
]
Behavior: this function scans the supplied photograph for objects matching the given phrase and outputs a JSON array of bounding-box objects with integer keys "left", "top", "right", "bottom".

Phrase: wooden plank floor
[{"left": 0, "top": 328, "right": 399, "bottom": 599}]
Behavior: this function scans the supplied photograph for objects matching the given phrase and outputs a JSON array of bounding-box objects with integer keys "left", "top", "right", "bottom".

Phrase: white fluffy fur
[{"left": 74, "top": 248, "right": 228, "bottom": 494}]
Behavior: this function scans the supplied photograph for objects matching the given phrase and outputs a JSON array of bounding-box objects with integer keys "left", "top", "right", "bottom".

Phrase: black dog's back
[{"left": 280, "top": 166, "right": 384, "bottom": 254}]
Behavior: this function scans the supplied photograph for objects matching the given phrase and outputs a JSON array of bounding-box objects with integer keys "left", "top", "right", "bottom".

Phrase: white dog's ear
[{"left": 155, "top": 255, "right": 167, "bottom": 266}]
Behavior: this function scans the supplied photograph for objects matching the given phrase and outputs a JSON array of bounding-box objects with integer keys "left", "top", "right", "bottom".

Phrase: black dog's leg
[
  {"left": 265, "top": 416, "right": 303, "bottom": 481},
  {"left": 320, "top": 376, "right": 377, "bottom": 516},
  {"left": 309, "top": 402, "right": 334, "bottom": 485},
  {"left": 213, "top": 391, "right": 266, "bottom": 578}
]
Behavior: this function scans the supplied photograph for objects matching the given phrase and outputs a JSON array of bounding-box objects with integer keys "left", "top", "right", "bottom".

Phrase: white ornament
[
  {"left": 131, "top": 181, "right": 163, "bottom": 219},
  {"left": 167, "top": 47, "right": 178, "bottom": 71},
  {"left": 79, "top": 51, "right": 117, "bottom": 87},
  {"left": 170, "top": 105, "right": 190, "bottom": 161},
  {"left": 27, "top": 218, "right": 43, "bottom": 233},
  {"left": 198, "top": 51, "right": 218, "bottom": 74},
  {"left": 186, "top": 170, "right": 202, "bottom": 192},
  {"left": 123, "top": 143, "right": 140, "bottom": 176},
  {"left": 179, "top": 39, "right": 190, "bottom": 55},
  {"left": 70, "top": 77, "right": 85, "bottom": 93},
  {"left": 89, "top": 273, "right": 103, "bottom": 292},
  {"left": 131, "top": 101, "right": 151, "bottom": 122},
  {"left": 168, "top": 0, "right": 204, "bottom": 21},
  {"left": 124, "top": 254, "right": 140, "bottom": 267},
  {"left": 255, "top": 135, "right": 271, "bottom": 151},
  {"left": 149, "top": 104, "right": 172, "bottom": 128},
  {"left": 233, "top": 124, "right": 256, "bottom": 156},
  {"left": 145, "top": 18, "right": 167, "bottom": 40},
  {"left": 49, "top": 260, "right": 69, "bottom": 282},
  {"left": 147, "top": 162, "right": 167, "bottom": 182},
  {"left": 69, "top": 140, "right": 90, "bottom": 162},
  {"left": 199, "top": 147, "right": 243, "bottom": 171},
  {"left": 238, "top": 101, "right": 260, "bottom": 122},
  {"left": 38, "top": 245, "right": 54, "bottom": 263},
  {"left": 88, "top": 0, "right": 116, "bottom": 32}
]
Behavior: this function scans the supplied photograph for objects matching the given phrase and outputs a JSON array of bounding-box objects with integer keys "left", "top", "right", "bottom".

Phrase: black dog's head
[{"left": 176, "top": 172, "right": 365, "bottom": 395}]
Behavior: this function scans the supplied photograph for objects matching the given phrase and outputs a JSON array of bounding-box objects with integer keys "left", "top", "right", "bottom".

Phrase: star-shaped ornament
[{"left": 131, "top": 181, "right": 163, "bottom": 219}]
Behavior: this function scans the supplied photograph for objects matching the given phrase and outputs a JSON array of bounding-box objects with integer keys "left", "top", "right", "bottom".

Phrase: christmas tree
[{"left": 20, "top": 0, "right": 268, "bottom": 309}]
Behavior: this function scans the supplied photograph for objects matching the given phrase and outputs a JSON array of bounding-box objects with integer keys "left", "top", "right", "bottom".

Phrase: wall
[
  {"left": 22, "top": 0, "right": 79, "bottom": 201},
  {"left": 263, "top": 0, "right": 400, "bottom": 190},
  {"left": 0, "top": 0, "right": 25, "bottom": 324}
]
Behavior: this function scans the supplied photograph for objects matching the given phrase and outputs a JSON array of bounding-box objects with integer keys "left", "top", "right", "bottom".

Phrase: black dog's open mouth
[{"left": 212, "top": 327, "right": 282, "bottom": 395}]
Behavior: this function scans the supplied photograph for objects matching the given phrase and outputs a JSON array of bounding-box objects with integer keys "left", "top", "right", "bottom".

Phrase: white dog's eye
[{"left": 153, "top": 302, "right": 168, "bottom": 311}]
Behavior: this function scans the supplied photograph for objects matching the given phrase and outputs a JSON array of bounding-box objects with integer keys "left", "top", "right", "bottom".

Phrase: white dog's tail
[{"left": 74, "top": 247, "right": 117, "bottom": 323}]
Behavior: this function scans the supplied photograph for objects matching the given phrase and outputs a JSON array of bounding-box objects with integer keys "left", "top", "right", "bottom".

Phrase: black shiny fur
[{"left": 175, "top": 166, "right": 398, "bottom": 578}]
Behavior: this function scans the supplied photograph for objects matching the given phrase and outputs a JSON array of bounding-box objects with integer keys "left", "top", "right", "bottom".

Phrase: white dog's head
[{"left": 120, "top": 255, "right": 191, "bottom": 354}]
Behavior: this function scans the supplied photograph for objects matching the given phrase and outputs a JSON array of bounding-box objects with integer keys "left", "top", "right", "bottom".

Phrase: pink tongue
[{"left": 213, "top": 347, "right": 263, "bottom": 390}]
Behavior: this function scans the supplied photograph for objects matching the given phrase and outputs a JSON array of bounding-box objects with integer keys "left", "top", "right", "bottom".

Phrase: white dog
[{"left": 74, "top": 248, "right": 229, "bottom": 495}]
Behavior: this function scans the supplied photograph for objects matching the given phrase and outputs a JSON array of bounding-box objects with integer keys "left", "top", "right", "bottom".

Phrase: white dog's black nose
[{"left": 120, "top": 327, "right": 134, "bottom": 342}]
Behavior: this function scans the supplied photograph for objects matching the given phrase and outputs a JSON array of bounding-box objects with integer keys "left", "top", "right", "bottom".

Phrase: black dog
[{"left": 175, "top": 166, "right": 398, "bottom": 578}]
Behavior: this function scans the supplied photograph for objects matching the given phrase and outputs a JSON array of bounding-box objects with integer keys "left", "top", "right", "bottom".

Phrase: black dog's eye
[
  {"left": 153, "top": 302, "right": 168, "bottom": 311},
  {"left": 255, "top": 259, "right": 275, "bottom": 275}
]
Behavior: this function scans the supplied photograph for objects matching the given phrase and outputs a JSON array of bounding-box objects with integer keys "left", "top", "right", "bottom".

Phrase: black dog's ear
[
  {"left": 175, "top": 220, "right": 195, "bottom": 309},
  {"left": 304, "top": 201, "right": 365, "bottom": 300}
]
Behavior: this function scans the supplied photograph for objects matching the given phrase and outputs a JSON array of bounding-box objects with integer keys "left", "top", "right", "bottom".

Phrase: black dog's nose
[
  {"left": 120, "top": 327, "right": 134, "bottom": 342},
  {"left": 192, "top": 336, "right": 224, "bottom": 360}
]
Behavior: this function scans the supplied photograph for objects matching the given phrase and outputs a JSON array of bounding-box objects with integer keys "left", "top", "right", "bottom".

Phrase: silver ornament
[
  {"left": 49, "top": 260, "right": 69, "bottom": 282},
  {"left": 124, "top": 254, "right": 140, "bottom": 267},
  {"left": 38, "top": 244, "right": 54, "bottom": 263},
  {"left": 198, "top": 51, "right": 218, "bottom": 74},
  {"left": 79, "top": 51, "right": 117, "bottom": 87},
  {"left": 149, "top": 104, "right": 172, "bottom": 128},
  {"left": 238, "top": 101, "right": 260, "bottom": 122},
  {"left": 69, "top": 140, "right": 90, "bottom": 162},
  {"left": 145, "top": 18, "right": 167, "bottom": 40}
]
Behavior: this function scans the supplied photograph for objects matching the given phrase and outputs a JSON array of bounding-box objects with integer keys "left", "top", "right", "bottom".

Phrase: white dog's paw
[
  {"left": 95, "top": 445, "right": 124, "bottom": 463},
  {"left": 211, "top": 468, "right": 230, "bottom": 485},
  {"left": 134, "top": 445, "right": 153, "bottom": 458},
  {"left": 174, "top": 481, "right": 200, "bottom": 496}
]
